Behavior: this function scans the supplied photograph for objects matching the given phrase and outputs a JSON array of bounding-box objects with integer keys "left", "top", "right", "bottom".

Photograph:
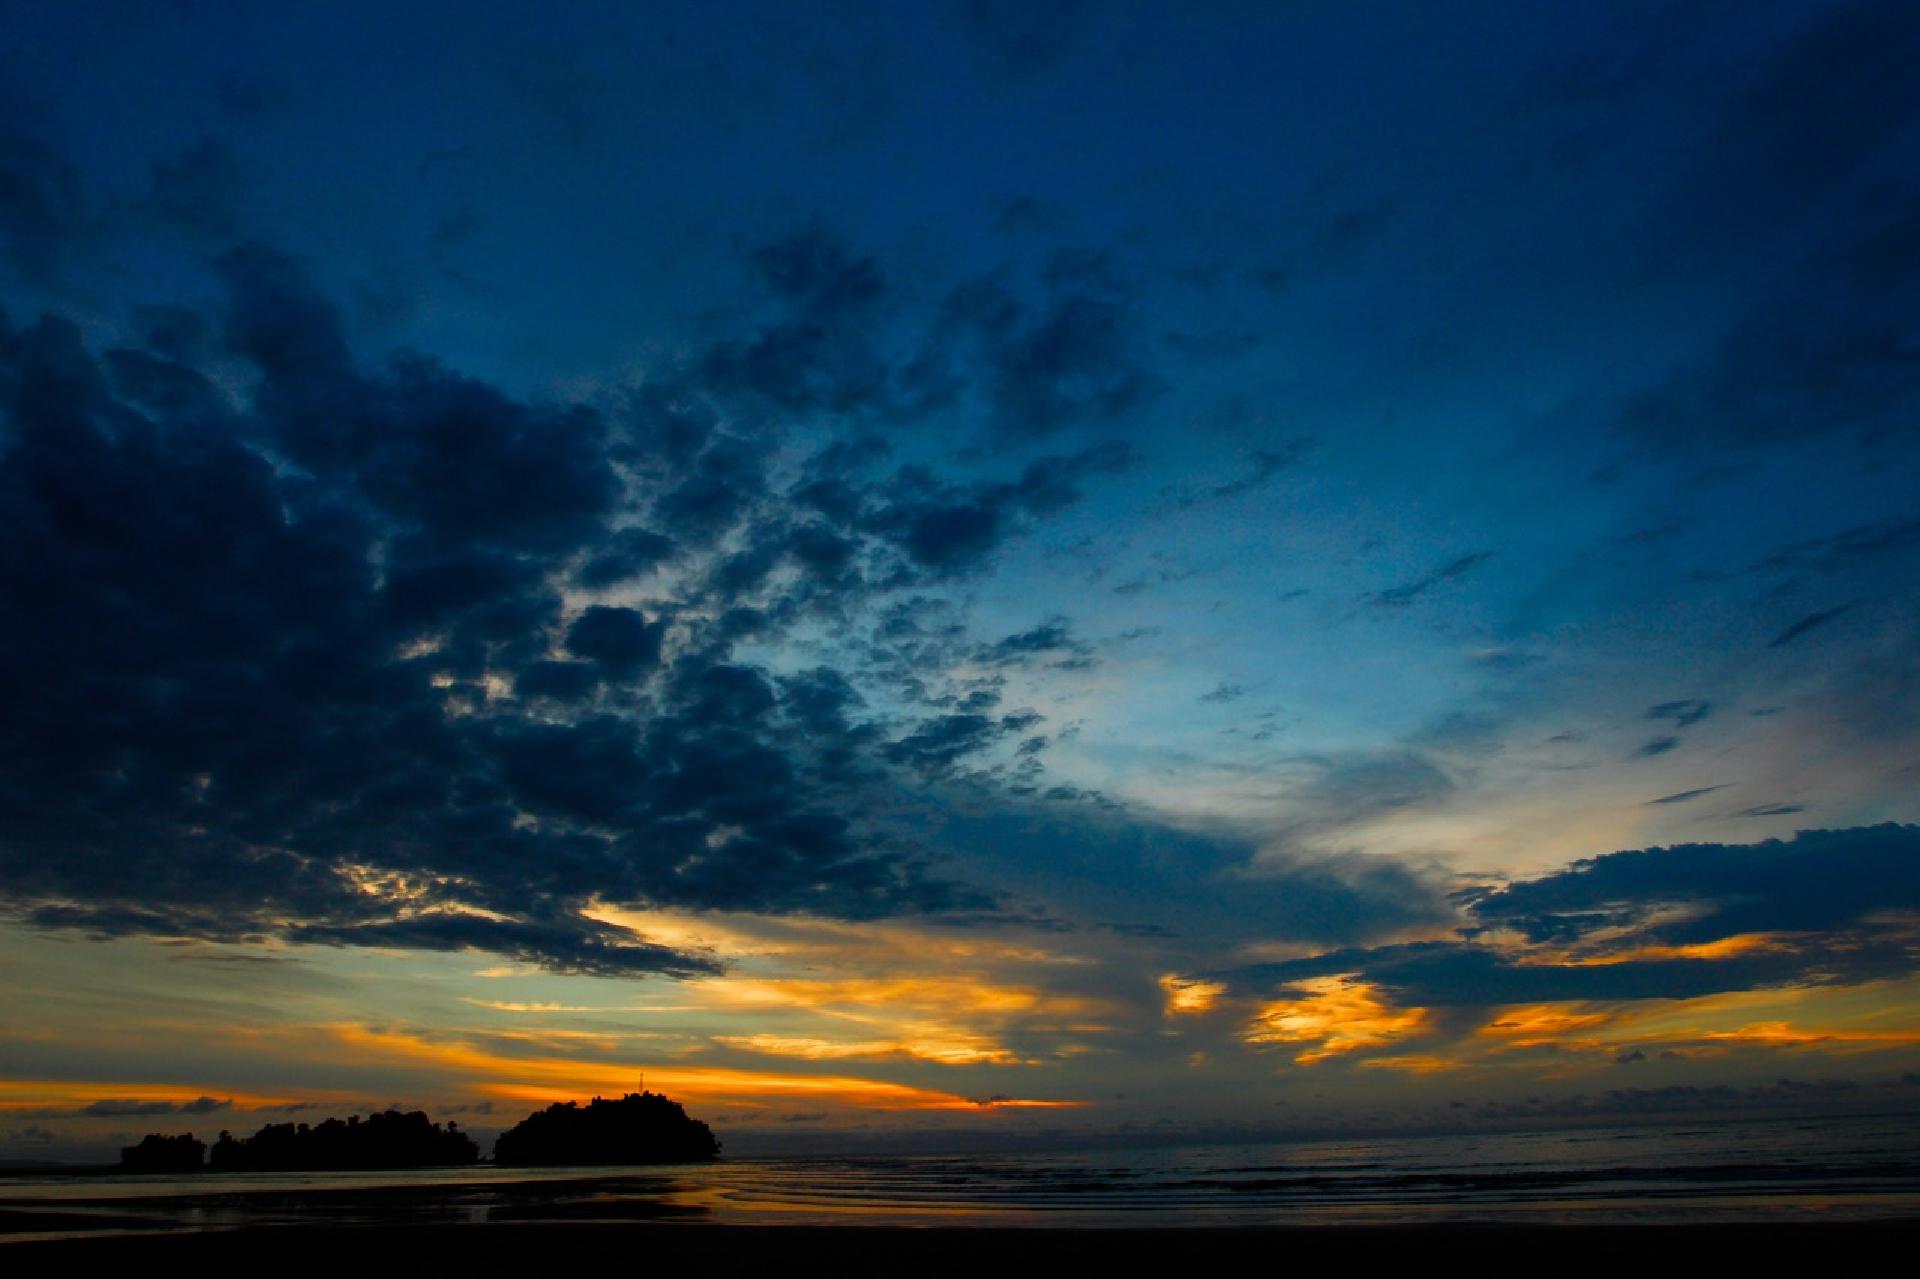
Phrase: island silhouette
[
  {"left": 493, "top": 1091, "right": 721, "bottom": 1165},
  {"left": 119, "top": 1132, "right": 207, "bottom": 1173},
  {"left": 208, "top": 1110, "right": 480, "bottom": 1171},
  {"left": 117, "top": 1092, "right": 718, "bottom": 1172}
]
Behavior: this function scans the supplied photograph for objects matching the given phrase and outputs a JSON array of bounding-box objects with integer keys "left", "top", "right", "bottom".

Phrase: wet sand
[{"left": 5, "top": 1218, "right": 1919, "bottom": 1275}]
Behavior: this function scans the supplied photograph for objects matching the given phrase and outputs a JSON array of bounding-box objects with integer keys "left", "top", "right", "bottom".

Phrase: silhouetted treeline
[
  {"left": 123, "top": 1094, "right": 721, "bottom": 1173},
  {"left": 493, "top": 1092, "right": 720, "bottom": 1165},
  {"left": 207, "top": 1110, "right": 479, "bottom": 1171},
  {"left": 120, "top": 1132, "right": 206, "bottom": 1172}
]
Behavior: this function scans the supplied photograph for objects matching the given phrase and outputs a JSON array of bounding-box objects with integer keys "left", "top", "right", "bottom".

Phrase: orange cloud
[
  {"left": 1159, "top": 974, "right": 1226, "bottom": 1016},
  {"left": 1700, "top": 1021, "right": 1920, "bottom": 1050},
  {"left": 1535, "top": 932, "right": 1800, "bottom": 968},
  {"left": 1434, "top": 979, "right": 1920, "bottom": 1073},
  {"left": 711, "top": 1032, "right": 1029, "bottom": 1066},
  {"left": 324, "top": 1024, "right": 1079, "bottom": 1113},
  {"left": 1478, "top": 1005, "right": 1619, "bottom": 1045},
  {"left": 0, "top": 1079, "right": 347, "bottom": 1112},
  {"left": 690, "top": 975, "right": 1098, "bottom": 1019},
  {"left": 585, "top": 905, "right": 1086, "bottom": 970},
  {"left": 1357, "top": 1053, "right": 1461, "bottom": 1075},
  {"left": 1245, "top": 977, "right": 1428, "bottom": 1064}
]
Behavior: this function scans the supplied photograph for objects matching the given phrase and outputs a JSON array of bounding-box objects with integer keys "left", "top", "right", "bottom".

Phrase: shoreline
[
  {"left": 5, "top": 1220, "right": 1920, "bottom": 1274},
  {"left": 8, "top": 1157, "right": 1920, "bottom": 1240}
]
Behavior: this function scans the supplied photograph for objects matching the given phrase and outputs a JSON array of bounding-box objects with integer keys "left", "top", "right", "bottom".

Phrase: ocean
[{"left": 4, "top": 1112, "right": 1918, "bottom": 1240}]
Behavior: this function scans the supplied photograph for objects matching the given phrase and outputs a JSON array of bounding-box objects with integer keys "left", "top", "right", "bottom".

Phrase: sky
[{"left": 2, "top": 0, "right": 1919, "bottom": 1161}]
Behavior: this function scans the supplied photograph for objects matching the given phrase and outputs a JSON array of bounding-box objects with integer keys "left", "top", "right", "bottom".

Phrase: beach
[
  {"left": 8, "top": 1219, "right": 1920, "bottom": 1275},
  {"left": 6, "top": 1115, "right": 1920, "bottom": 1269}
]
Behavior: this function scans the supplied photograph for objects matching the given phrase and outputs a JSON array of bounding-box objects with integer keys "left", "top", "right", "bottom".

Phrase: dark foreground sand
[{"left": 6, "top": 1220, "right": 1919, "bottom": 1275}]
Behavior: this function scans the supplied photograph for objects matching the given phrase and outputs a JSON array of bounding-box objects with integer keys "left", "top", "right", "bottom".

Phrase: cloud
[
  {"left": 2, "top": 251, "right": 1129, "bottom": 974},
  {"left": 678, "top": 230, "right": 1161, "bottom": 454},
  {"left": 577, "top": 528, "right": 677, "bottom": 590},
  {"left": 982, "top": 618, "right": 1092, "bottom": 667},
  {"left": 955, "top": 0, "right": 1096, "bottom": 81},
  {"left": 286, "top": 914, "right": 719, "bottom": 980},
  {"left": 931, "top": 261, "right": 1158, "bottom": 439},
  {"left": 698, "top": 228, "right": 895, "bottom": 417},
  {"left": 1739, "top": 804, "right": 1806, "bottom": 818},
  {"left": 1628, "top": 224, "right": 1920, "bottom": 462},
  {"left": 1369, "top": 552, "right": 1494, "bottom": 608},
  {"left": 1469, "top": 824, "right": 1920, "bottom": 948},
  {"left": 1459, "top": 1077, "right": 1902, "bottom": 1123},
  {"left": 1769, "top": 605, "right": 1854, "bottom": 648},
  {"left": 213, "top": 70, "right": 286, "bottom": 122},
  {"left": 1236, "top": 750, "right": 1461, "bottom": 891},
  {"left": 1223, "top": 825, "right": 1920, "bottom": 1017},
  {"left": 81, "top": 1096, "right": 232, "bottom": 1117},
  {"left": 885, "top": 712, "right": 1040, "bottom": 776},
  {"left": 1647, "top": 699, "right": 1712, "bottom": 728},
  {"left": 1674, "top": 1, "right": 1920, "bottom": 242},
  {"left": 0, "top": 128, "right": 86, "bottom": 284},
  {"left": 1624, "top": 215, "right": 1920, "bottom": 448},
  {"left": 149, "top": 137, "right": 246, "bottom": 234},
  {"left": 866, "top": 443, "right": 1133, "bottom": 575},
  {"left": 1237, "top": 936, "right": 1850, "bottom": 1010},
  {"left": 564, "top": 606, "right": 666, "bottom": 679},
  {"left": 1163, "top": 441, "right": 1309, "bottom": 510},
  {"left": 1645, "top": 785, "right": 1726, "bottom": 806},
  {"left": 1242, "top": 854, "right": 1457, "bottom": 950},
  {"left": 1610, "top": 4, "right": 1920, "bottom": 454},
  {"left": 1757, "top": 519, "right": 1920, "bottom": 574}
]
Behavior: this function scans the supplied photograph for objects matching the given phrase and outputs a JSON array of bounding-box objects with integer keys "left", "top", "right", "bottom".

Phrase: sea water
[{"left": 3, "top": 1112, "right": 1918, "bottom": 1238}]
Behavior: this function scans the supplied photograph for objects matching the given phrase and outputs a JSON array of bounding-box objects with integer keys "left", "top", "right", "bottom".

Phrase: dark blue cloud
[
  {"left": 955, "top": 0, "right": 1096, "bottom": 81},
  {"left": 1647, "top": 699, "right": 1713, "bottom": 729},
  {"left": 148, "top": 137, "right": 246, "bottom": 235},
  {"left": 1769, "top": 605, "right": 1853, "bottom": 647},
  {"left": 565, "top": 606, "right": 666, "bottom": 679},
  {"left": 1199, "top": 682, "right": 1245, "bottom": 705},
  {"left": 698, "top": 229, "right": 896, "bottom": 417},
  {"left": 1757, "top": 519, "right": 1920, "bottom": 574},
  {"left": 576, "top": 528, "right": 677, "bottom": 590},
  {"left": 866, "top": 443, "right": 1134, "bottom": 575},
  {"left": 5, "top": 0, "right": 1919, "bottom": 1023},
  {"left": 1671, "top": 0, "right": 1920, "bottom": 242},
  {"left": 0, "top": 128, "right": 85, "bottom": 284},
  {"left": 0, "top": 257, "right": 1113, "bottom": 972},
  {"left": 1618, "top": 3, "right": 1920, "bottom": 454},
  {"left": 1467, "top": 824, "right": 1920, "bottom": 947},
  {"left": 1222, "top": 826, "right": 1920, "bottom": 1008},
  {"left": 1369, "top": 553, "right": 1495, "bottom": 608},
  {"left": 932, "top": 265, "right": 1158, "bottom": 439},
  {"left": 886, "top": 712, "right": 1037, "bottom": 776},
  {"left": 1238, "top": 938, "right": 1833, "bottom": 1007}
]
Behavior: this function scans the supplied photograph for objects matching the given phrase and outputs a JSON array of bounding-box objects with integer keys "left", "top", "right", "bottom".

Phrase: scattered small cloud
[{"left": 1645, "top": 785, "right": 1727, "bottom": 806}]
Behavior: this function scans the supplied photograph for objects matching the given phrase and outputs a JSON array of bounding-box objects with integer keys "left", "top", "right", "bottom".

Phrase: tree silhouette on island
[
  {"left": 118, "top": 1093, "right": 719, "bottom": 1172},
  {"left": 208, "top": 1109, "right": 480, "bottom": 1171},
  {"left": 119, "top": 1132, "right": 207, "bottom": 1172},
  {"left": 493, "top": 1092, "right": 721, "bottom": 1165}
]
